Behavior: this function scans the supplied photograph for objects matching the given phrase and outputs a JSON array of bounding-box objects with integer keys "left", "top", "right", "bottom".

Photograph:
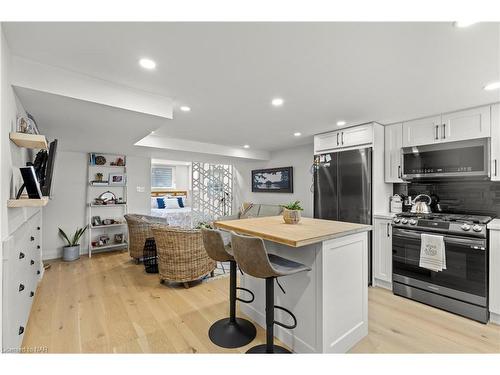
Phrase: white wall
[
  {"left": 234, "top": 144, "right": 314, "bottom": 217},
  {"left": 1, "top": 25, "right": 39, "bottom": 351},
  {"left": 42, "top": 151, "right": 151, "bottom": 260}
]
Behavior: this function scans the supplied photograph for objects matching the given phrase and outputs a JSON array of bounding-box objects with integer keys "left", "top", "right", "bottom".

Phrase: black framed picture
[{"left": 251, "top": 166, "right": 293, "bottom": 193}]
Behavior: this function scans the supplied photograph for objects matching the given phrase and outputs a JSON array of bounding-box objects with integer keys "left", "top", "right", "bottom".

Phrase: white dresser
[{"left": 2, "top": 210, "right": 43, "bottom": 350}]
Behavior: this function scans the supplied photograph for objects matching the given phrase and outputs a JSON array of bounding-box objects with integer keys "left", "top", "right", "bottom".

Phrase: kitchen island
[{"left": 214, "top": 216, "right": 371, "bottom": 353}]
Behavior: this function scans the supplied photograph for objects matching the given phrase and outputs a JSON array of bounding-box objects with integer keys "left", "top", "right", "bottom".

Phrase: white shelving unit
[{"left": 86, "top": 153, "right": 129, "bottom": 258}]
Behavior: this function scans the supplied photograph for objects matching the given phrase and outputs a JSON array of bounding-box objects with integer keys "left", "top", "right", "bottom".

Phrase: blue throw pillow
[
  {"left": 157, "top": 197, "right": 165, "bottom": 209},
  {"left": 177, "top": 197, "right": 184, "bottom": 208}
]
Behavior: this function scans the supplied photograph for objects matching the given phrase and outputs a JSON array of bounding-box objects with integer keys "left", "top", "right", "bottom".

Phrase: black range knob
[
  {"left": 37, "top": 245, "right": 40, "bottom": 249},
  {"left": 19, "top": 283, "right": 25, "bottom": 292},
  {"left": 37, "top": 270, "right": 41, "bottom": 275},
  {"left": 37, "top": 226, "right": 40, "bottom": 230},
  {"left": 18, "top": 326, "right": 24, "bottom": 335},
  {"left": 30, "top": 291, "right": 35, "bottom": 297},
  {"left": 19, "top": 252, "right": 25, "bottom": 259},
  {"left": 30, "top": 236, "right": 35, "bottom": 241},
  {"left": 30, "top": 260, "right": 35, "bottom": 265}
]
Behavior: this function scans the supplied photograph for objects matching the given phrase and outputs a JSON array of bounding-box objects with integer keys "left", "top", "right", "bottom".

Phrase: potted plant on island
[
  {"left": 282, "top": 200, "right": 304, "bottom": 224},
  {"left": 59, "top": 225, "right": 88, "bottom": 261}
]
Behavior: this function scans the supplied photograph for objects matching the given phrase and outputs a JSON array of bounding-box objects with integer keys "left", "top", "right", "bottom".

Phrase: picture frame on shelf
[
  {"left": 109, "top": 173, "right": 126, "bottom": 185},
  {"left": 91, "top": 216, "right": 102, "bottom": 226},
  {"left": 114, "top": 233, "right": 124, "bottom": 244}
]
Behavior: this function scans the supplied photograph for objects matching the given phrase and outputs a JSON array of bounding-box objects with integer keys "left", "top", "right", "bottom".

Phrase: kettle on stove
[{"left": 410, "top": 194, "right": 432, "bottom": 214}]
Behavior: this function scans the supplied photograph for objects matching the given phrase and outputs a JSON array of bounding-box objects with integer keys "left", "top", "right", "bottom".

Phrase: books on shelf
[{"left": 90, "top": 180, "right": 109, "bottom": 186}]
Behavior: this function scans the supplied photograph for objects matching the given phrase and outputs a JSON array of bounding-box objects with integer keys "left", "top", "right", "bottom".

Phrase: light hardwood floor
[{"left": 22, "top": 251, "right": 500, "bottom": 353}]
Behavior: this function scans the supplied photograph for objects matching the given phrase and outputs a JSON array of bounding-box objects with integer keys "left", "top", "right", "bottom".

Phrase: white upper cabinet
[
  {"left": 441, "top": 106, "right": 491, "bottom": 142},
  {"left": 402, "top": 106, "right": 491, "bottom": 147},
  {"left": 491, "top": 104, "right": 500, "bottom": 181},
  {"left": 314, "top": 124, "right": 373, "bottom": 154},
  {"left": 341, "top": 124, "right": 373, "bottom": 148},
  {"left": 402, "top": 115, "right": 442, "bottom": 147},
  {"left": 384, "top": 123, "right": 403, "bottom": 183}
]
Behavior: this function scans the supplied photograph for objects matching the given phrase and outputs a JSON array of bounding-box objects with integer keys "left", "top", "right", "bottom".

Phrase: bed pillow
[
  {"left": 156, "top": 197, "right": 166, "bottom": 209},
  {"left": 164, "top": 198, "right": 181, "bottom": 209},
  {"left": 177, "top": 197, "right": 185, "bottom": 208},
  {"left": 151, "top": 197, "right": 158, "bottom": 208}
]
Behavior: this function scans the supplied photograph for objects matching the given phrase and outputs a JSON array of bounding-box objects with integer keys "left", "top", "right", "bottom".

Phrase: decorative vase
[
  {"left": 63, "top": 245, "right": 80, "bottom": 261},
  {"left": 283, "top": 208, "right": 301, "bottom": 224}
]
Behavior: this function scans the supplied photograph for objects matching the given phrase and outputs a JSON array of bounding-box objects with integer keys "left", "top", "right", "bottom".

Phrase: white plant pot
[{"left": 63, "top": 245, "right": 80, "bottom": 261}]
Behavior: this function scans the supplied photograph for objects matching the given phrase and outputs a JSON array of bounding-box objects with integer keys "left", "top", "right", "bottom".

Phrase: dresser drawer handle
[
  {"left": 30, "top": 260, "right": 35, "bottom": 265},
  {"left": 30, "top": 291, "right": 35, "bottom": 297},
  {"left": 19, "top": 283, "right": 25, "bottom": 292},
  {"left": 18, "top": 326, "right": 24, "bottom": 335},
  {"left": 19, "top": 252, "right": 25, "bottom": 259}
]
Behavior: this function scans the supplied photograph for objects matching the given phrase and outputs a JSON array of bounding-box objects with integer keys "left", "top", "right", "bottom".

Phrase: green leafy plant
[
  {"left": 282, "top": 200, "right": 304, "bottom": 211},
  {"left": 59, "top": 225, "right": 88, "bottom": 247}
]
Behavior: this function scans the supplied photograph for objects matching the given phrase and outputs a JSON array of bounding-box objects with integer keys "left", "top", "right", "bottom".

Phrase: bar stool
[
  {"left": 231, "top": 232, "right": 311, "bottom": 354},
  {"left": 201, "top": 228, "right": 257, "bottom": 348}
]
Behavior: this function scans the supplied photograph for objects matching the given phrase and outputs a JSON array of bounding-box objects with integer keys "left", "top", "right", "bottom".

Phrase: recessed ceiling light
[
  {"left": 139, "top": 58, "right": 156, "bottom": 70},
  {"left": 243, "top": 145, "right": 250, "bottom": 149},
  {"left": 484, "top": 81, "right": 500, "bottom": 91},
  {"left": 180, "top": 106, "right": 191, "bottom": 112},
  {"left": 454, "top": 21, "right": 477, "bottom": 28},
  {"left": 337, "top": 120, "right": 346, "bottom": 126},
  {"left": 293, "top": 132, "right": 302, "bottom": 137},
  {"left": 271, "top": 98, "right": 284, "bottom": 106},
  {"left": 150, "top": 131, "right": 155, "bottom": 134}
]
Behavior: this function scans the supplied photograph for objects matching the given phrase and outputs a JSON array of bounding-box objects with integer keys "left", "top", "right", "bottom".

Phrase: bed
[{"left": 150, "top": 190, "right": 193, "bottom": 227}]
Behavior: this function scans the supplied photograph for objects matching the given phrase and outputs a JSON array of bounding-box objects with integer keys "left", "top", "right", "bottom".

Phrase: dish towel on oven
[{"left": 419, "top": 233, "right": 446, "bottom": 272}]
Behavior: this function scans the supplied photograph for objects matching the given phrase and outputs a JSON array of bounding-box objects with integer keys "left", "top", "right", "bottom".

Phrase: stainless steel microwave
[{"left": 402, "top": 138, "right": 490, "bottom": 180}]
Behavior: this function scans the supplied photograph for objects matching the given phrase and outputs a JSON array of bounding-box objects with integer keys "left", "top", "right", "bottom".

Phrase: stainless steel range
[{"left": 392, "top": 212, "right": 493, "bottom": 323}]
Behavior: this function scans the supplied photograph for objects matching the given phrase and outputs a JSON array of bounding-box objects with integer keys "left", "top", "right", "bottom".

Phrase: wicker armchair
[
  {"left": 124, "top": 214, "right": 167, "bottom": 263},
  {"left": 152, "top": 224, "right": 216, "bottom": 288}
]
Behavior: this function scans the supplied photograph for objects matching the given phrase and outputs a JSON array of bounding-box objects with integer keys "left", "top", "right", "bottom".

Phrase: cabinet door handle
[
  {"left": 19, "top": 252, "right": 25, "bottom": 259},
  {"left": 336, "top": 133, "right": 339, "bottom": 146},
  {"left": 341, "top": 132, "right": 344, "bottom": 145},
  {"left": 398, "top": 165, "right": 401, "bottom": 179},
  {"left": 442, "top": 124, "right": 446, "bottom": 139},
  {"left": 435, "top": 125, "right": 439, "bottom": 140},
  {"left": 387, "top": 223, "right": 390, "bottom": 237},
  {"left": 19, "top": 283, "right": 25, "bottom": 292},
  {"left": 495, "top": 159, "right": 498, "bottom": 177}
]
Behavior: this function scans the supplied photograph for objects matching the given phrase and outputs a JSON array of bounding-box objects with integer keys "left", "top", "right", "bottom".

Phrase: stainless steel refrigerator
[{"left": 313, "top": 148, "right": 372, "bottom": 282}]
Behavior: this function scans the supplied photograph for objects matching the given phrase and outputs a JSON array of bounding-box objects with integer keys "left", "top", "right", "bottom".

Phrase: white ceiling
[{"left": 4, "top": 22, "right": 500, "bottom": 152}]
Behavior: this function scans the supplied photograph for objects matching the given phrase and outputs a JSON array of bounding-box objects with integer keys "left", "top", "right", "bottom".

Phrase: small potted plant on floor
[
  {"left": 282, "top": 200, "right": 304, "bottom": 224},
  {"left": 59, "top": 225, "right": 88, "bottom": 261}
]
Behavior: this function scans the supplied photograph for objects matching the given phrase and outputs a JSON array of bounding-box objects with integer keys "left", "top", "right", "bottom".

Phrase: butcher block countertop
[{"left": 214, "top": 216, "right": 371, "bottom": 247}]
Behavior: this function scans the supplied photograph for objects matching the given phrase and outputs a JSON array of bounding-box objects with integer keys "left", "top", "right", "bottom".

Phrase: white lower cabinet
[
  {"left": 489, "top": 223, "right": 500, "bottom": 324},
  {"left": 373, "top": 217, "right": 392, "bottom": 289},
  {"left": 2, "top": 211, "right": 42, "bottom": 351}
]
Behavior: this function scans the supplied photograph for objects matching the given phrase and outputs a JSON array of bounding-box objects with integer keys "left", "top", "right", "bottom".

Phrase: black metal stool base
[
  {"left": 246, "top": 344, "right": 291, "bottom": 354},
  {"left": 209, "top": 317, "right": 257, "bottom": 348}
]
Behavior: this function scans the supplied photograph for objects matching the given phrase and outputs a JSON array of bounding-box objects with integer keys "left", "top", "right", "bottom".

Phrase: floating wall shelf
[
  {"left": 9, "top": 132, "right": 48, "bottom": 150},
  {"left": 7, "top": 197, "right": 49, "bottom": 208}
]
